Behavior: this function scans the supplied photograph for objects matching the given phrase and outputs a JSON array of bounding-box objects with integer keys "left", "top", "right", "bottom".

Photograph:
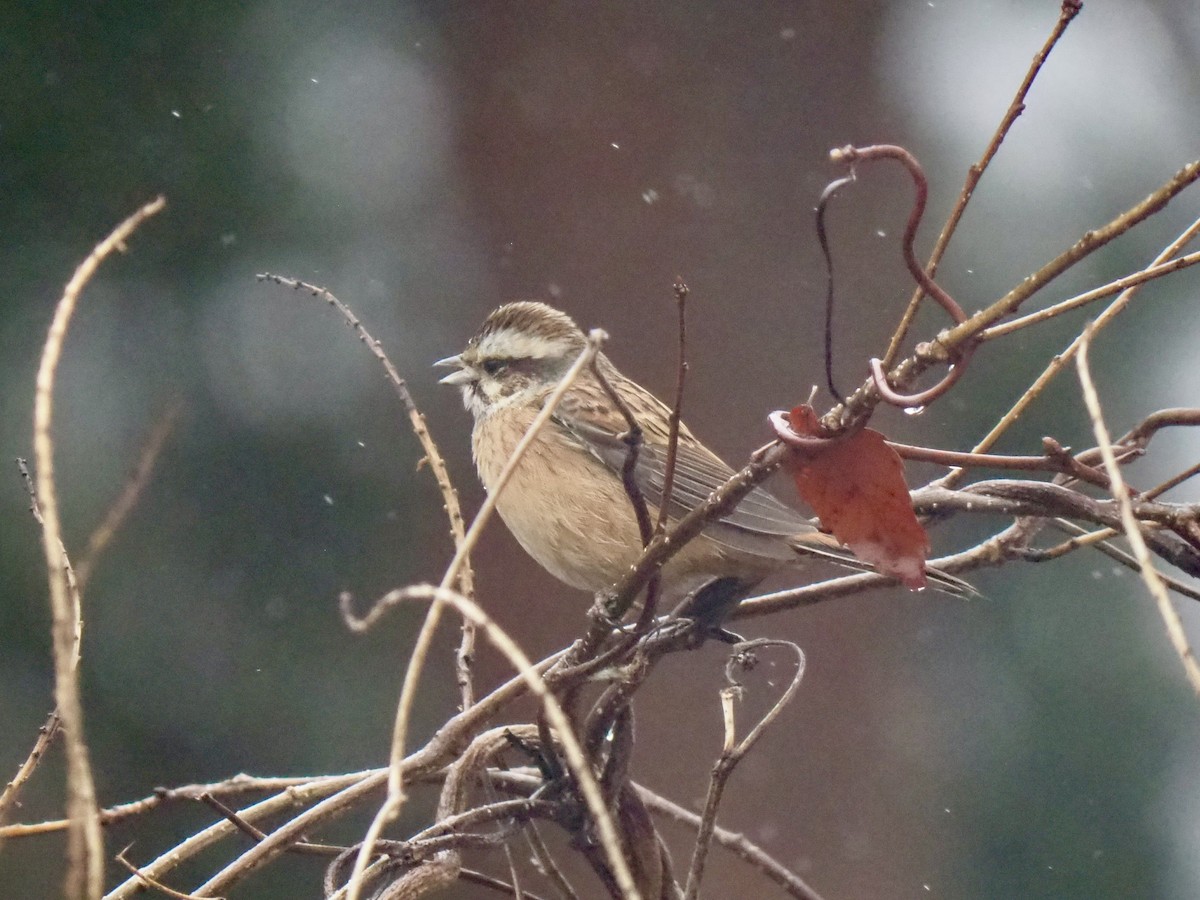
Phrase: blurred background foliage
[{"left": 2, "top": 1, "right": 1199, "bottom": 897}]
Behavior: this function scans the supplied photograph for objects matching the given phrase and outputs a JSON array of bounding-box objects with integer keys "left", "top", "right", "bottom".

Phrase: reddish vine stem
[{"left": 827, "top": 143, "right": 975, "bottom": 410}]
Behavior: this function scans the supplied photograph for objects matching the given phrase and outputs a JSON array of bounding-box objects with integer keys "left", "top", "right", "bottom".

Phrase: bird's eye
[{"left": 482, "top": 359, "right": 507, "bottom": 376}]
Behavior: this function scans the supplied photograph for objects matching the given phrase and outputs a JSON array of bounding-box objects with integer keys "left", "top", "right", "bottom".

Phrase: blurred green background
[{"left": 3, "top": 1, "right": 1200, "bottom": 897}]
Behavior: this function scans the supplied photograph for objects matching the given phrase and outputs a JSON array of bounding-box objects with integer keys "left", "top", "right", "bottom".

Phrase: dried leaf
[{"left": 784, "top": 406, "right": 929, "bottom": 589}]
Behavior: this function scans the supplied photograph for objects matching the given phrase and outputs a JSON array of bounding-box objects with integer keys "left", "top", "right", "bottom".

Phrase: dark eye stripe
[{"left": 482, "top": 357, "right": 543, "bottom": 377}]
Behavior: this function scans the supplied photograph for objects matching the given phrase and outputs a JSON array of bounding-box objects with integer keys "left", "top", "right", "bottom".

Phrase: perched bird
[{"left": 436, "top": 301, "right": 963, "bottom": 608}]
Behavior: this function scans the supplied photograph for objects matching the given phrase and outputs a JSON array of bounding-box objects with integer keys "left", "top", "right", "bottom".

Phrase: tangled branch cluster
[{"left": 5, "top": 3, "right": 1200, "bottom": 898}]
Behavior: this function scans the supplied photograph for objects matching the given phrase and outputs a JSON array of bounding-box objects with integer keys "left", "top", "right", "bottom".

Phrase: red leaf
[{"left": 783, "top": 405, "right": 929, "bottom": 590}]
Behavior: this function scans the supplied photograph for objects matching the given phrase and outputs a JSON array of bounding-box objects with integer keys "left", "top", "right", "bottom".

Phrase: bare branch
[
  {"left": 342, "top": 584, "right": 641, "bottom": 900},
  {"left": 0, "top": 710, "right": 62, "bottom": 834},
  {"left": 883, "top": 0, "right": 1084, "bottom": 365},
  {"left": 980, "top": 243, "right": 1200, "bottom": 342},
  {"left": 35, "top": 194, "right": 166, "bottom": 900},
  {"left": 1076, "top": 330, "right": 1200, "bottom": 695},
  {"left": 684, "top": 640, "right": 806, "bottom": 899},
  {"left": 115, "top": 845, "right": 221, "bottom": 900},
  {"left": 257, "top": 272, "right": 480, "bottom": 710},
  {"left": 76, "top": 398, "right": 182, "bottom": 589},
  {"left": 638, "top": 786, "right": 826, "bottom": 900}
]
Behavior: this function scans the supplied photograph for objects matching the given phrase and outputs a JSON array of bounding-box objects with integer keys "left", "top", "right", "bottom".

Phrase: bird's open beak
[{"left": 434, "top": 354, "right": 475, "bottom": 386}]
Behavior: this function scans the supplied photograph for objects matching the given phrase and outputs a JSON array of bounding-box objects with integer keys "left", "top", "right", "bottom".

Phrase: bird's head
[{"left": 435, "top": 301, "right": 588, "bottom": 419}]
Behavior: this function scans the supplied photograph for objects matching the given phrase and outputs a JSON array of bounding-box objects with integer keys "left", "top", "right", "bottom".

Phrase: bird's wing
[{"left": 552, "top": 390, "right": 812, "bottom": 562}]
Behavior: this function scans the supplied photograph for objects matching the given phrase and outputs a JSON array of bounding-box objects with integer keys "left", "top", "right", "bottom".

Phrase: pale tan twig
[
  {"left": 980, "top": 246, "right": 1200, "bottom": 342},
  {"left": 945, "top": 161, "right": 1200, "bottom": 339},
  {"left": 684, "top": 640, "right": 806, "bottom": 899},
  {"left": 4, "top": 462, "right": 72, "bottom": 834},
  {"left": 17, "top": 457, "right": 83, "bottom": 667},
  {"left": 257, "top": 273, "right": 480, "bottom": 710},
  {"left": 1, "top": 772, "right": 362, "bottom": 841},
  {"left": 115, "top": 845, "right": 223, "bottom": 900},
  {"left": 348, "top": 334, "right": 605, "bottom": 900},
  {"left": 342, "top": 584, "right": 640, "bottom": 900},
  {"left": 76, "top": 398, "right": 182, "bottom": 589},
  {"left": 150, "top": 778, "right": 385, "bottom": 899},
  {"left": 1033, "top": 520, "right": 1200, "bottom": 603},
  {"left": 941, "top": 212, "right": 1200, "bottom": 491},
  {"left": 34, "top": 194, "right": 166, "bottom": 900},
  {"left": 183, "top": 656, "right": 563, "bottom": 898},
  {"left": 637, "top": 787, "right": 825, "bottom": 900},
  {"left": 883, "top": 0, "right": 1084, "bottom": 366},
  {"left": 103, "top": 771, "right": 382, "bottom": 899},
  {"left": 1075, "top": 330, "right": 1200, "bottom": 695},
  {"left": 0, "top": 709, "right": 62, "bottom": 835}
]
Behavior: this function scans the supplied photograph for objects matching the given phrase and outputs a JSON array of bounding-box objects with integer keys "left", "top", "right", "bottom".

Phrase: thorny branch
[{"left": 257, "top": 273, "right": 480, "bottom": 711}]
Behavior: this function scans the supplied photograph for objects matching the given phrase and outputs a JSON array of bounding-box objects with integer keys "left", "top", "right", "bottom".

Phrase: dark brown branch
[
  {"left": 638, "top": 786, "right": 826, "bottom": 900},
  {"left": 656, "top": 279, "right": 690, "bottom": 539},
  {"left": 199, "top": 793, "right": 343, "bottom": 857},
  {"left": 115, "top": 846, "right": 216, "bottom": 900},
  {"left": 684, "top": 640, "right": 805, "bottom": 900},
  {"left": 589, "top": 356, "right": 661, "bottom": 633}
]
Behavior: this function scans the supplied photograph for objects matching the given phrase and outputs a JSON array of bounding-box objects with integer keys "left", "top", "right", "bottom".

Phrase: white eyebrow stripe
[{"left": 477, "top": 329, "right": 566, "bottom": 360}]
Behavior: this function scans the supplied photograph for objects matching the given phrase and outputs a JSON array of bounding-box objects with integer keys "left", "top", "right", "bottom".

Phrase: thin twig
[
  {"left": 1028, "top": 520, "right": 1200, "bottom": 603},
  {"left": 887, "top": 440, "right": 1109, "bottom": 486},
  {"left": 108, "top": 654, "right": 565, "bottom": 896},
  {"left": 522, "top": 818, "right": 581, "bottom": 900},
  {"left": 460, "top": 868, "right": 555, "bottom": 900},
  {"left": 944, "top": 160, "right": 1200, "bottom": 339},
  {"left": 980, "top": 245, "right": 1200, "bottom": 341},
  {"left": 826, "top": 143, "right": 974, "bottom": 414},
  {"left": 198, "top": 793, "right": 343, "bottom": 856},
  {"left": 1075, "top": 330, "right": 1200, "bottom": 695},
  {"left": 656, "top": 279, "right": 690, "bottom": 536},
  {"left": 941, "top": 211, "right": 1200, "bottom": 491},
  {"left": 883, "top": 0, "right": 1084, "bottom": 365},
  {"left": 105, "top": 772, "right": 382, "bottom": 899},
  {"left": 76, "top": 398, "right": 182, "bottom": 589},
  {"left": 815, "top": 173, "right": 856, "bottom": 403},
  {"left": 35, "top": 193, "right": 166, "bottom": 900},
  {"left": 1023, "top": 457, "right": 1200, "bottom": 570},
  {"left": 115, "top": 845, "right": 220, "bottom": 900},
  {"left": 588, "top": 355, "right": 662, "bottom": 633},
  {"left": 257, "top": 273, "right": 479, "bottom": 711},
  {"left": 0, "top": 710, "right": 63, "bottom": 833},
  {"left": 684, "top": 640, "right": 806, "bottom": 899},
  {"left": 637, "top": 786, "right": 826, "bottom": 900}
]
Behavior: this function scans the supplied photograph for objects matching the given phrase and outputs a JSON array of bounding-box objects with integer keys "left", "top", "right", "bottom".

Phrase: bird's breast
[{"left": 471, "top": 411, "right": 658, "bottom": 592}]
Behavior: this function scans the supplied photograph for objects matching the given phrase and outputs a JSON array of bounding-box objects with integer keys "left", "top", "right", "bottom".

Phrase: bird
[{"left": 435, "top": 301, "right": 968, "bottom": 613}]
